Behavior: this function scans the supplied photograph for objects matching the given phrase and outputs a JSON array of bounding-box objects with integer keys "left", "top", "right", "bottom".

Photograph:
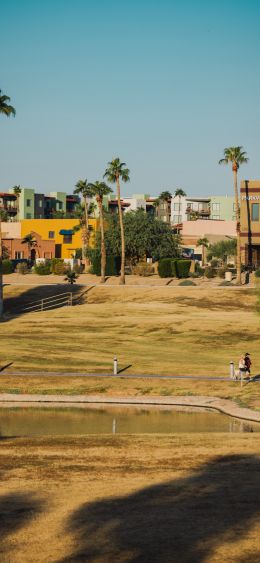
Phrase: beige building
[{"left": 240, "top": 180, "right": 260, "bottom": 267}]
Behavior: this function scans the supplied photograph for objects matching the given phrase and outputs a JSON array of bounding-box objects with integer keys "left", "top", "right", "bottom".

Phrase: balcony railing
[{"left": 0, "top": 204, "right": 18, "bottom": 212}]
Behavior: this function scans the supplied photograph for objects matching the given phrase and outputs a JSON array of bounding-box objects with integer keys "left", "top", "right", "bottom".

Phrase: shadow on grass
[
  {"left": 2, "top": 284, "right": 94, "bottom": 322},
  {"left": 60, "top": 454, "right": 260, "bottom": 562},
  {"left": 0, "top": 362, "right": 13, "bottom": 372},
  {"left": 0, "top": 492, "right": 43, "bottom": 555}
]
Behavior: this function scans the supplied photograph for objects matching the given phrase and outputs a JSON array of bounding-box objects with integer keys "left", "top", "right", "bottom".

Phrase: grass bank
[{"left": 0, "top": 433, "right": 259, "bottom": 562}]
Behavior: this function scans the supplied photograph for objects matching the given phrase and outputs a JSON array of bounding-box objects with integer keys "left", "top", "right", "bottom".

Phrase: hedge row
[
  {"left": 158, "top": 258, "right": 191, "bottom": 278},
  {"left": 91, "top": 255, "right": 121, "bottom": 276}
]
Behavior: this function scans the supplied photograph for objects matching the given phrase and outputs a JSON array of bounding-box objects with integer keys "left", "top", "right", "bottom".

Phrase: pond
[{"left": 0, "top": 404, "right": 258, "bottom": 436}]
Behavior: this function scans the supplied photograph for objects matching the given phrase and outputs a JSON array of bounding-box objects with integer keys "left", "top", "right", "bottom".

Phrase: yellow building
[{"left": 21, "top": 218, "right": 98, "bottom": 259}]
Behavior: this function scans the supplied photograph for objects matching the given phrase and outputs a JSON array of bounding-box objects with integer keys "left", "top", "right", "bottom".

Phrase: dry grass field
[{"left": 0, "top": 433, "right": 259, "bottom": 562}]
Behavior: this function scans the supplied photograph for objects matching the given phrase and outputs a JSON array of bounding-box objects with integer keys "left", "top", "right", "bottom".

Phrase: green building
[{"left": 210, "top": 195, "right": 235, "bottom": 221}]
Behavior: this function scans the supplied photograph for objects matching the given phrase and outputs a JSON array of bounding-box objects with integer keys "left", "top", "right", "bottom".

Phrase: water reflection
[{"left": 0, "top": 405, "right": 258, "bottom": 437}]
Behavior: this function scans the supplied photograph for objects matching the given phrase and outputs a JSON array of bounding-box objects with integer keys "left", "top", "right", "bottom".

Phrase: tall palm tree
[
  {"left": 219, "top": 147, "right": 248, "bottom": 284},
  {"left": 12, "top": 185, "right": 21, "bottom": 220},
  {"left": 90, "top": 181, "right": 113, "bottom": 283},
  {"left": 197, "top": 237, "right": 209, "bottom": 267},
  {"left": 158, "top": 191, "right": 172, "bottom": 224},
  {"left": 74, "top": 179, "right": 94, "bottom": 266},
  {"left": 174, "top": 188, "right": 186, "bottom": 232},
  {"left": 104, "top": 158, "right": 130, "bottom": 285},
  {"left": 0, "top": 89, "right": 16, "bottom": 318}
]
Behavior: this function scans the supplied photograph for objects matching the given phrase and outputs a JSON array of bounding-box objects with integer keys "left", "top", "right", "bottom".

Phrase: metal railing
[{"left": 17, "top": 292, "right": 73, "bottom": 314}]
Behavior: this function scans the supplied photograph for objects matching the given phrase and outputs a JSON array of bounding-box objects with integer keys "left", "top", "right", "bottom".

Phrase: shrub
[
  {"left": 2, "top": 259, "right": 13, "bottom": 274},
  {"left": 204, "top": 267, "right": 217, "bottom": 278},
  {"left": 178, "top": 279, "right": 196, "bottom": 286},
  {"left": 15, "top": 262, "right": 28, "bottom": 275},
  {"left": 176, "top": 260, "right": 191, "bottom": 278},
  {"left": 190, "top": 271, "right": 200, "bottom": 278},
  {"left": 217, "top": 267, "right": 228, "bottom": 279},
  {"left": 255, "top": 268, "right": 260, "bottom": 278},
  {"left": 171, "top": 258, "right": 179, "bottom": 277},
  {"left": 219, "top": 280, "right": 234, "bottom": 286},
  {"left": 91, "top": 255, "right": 121, "bottom": 276},
  {"left": 132, "top": 262, "right": 154, "bottom": 276},
  {"left": 195, "top": 263, "right": 204, "bottom": 276},
  {"left": 210, "top": 259, "right": 220, "bottom": 268},
  {"left": 158, "top": 258, "right": 173, "bottom": 278},
  {"left": 51, "top": 259, "right": 69, "bottom": 275},
  {"left": 34, "top": 262, "right": 51, "bottom": 275}
]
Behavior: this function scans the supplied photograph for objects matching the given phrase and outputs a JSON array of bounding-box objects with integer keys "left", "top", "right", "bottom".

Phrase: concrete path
[
  {"left": 0, "top": 393, "right": 259, "bottom": 423},
  {"left": 3, "top": 371, "right": 233, "bottom": 381}
]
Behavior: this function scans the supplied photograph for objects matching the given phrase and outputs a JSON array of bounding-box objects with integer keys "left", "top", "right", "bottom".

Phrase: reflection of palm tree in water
[{"left": 60, "top": 454, "right": 260, "bottom": 562}]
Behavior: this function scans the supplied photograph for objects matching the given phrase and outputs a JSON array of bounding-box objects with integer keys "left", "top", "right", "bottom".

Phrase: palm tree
[
  {"left": 104, "top": 158, "right": 130, "bottom": 285},
  {"left": 219, "top": 147, "right": 248, "bottom": 284},
  {"left": 0, "top": 89, "right": 16, "bottom": 318},
  {"left": 64, "top": 271, "right": 78, "bottom": 285},
  {"left": 12, "top": 185, "right": 21, "bottom": 220},
  {"left": 174, "top": 188, "right": 186, "bottom": 232},
  {"left": 21, "top": 233, "right": 38, "bottom": 260},
  {"left": 158, "top": 191, "right": 172, "bottom": 224},
  {"left": 90, "top": 181, "right": 113, "bottom": 283},
  {"left": 197, "top": 237, "right": 209, "bottom": 267},
  {"left": 74, "top": 179, "right": 94, "bottom": 266}
]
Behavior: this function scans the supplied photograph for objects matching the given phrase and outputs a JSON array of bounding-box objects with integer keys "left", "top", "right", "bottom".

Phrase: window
[
  {"left": 212, "top": 215, "right": 220, "bottom": 220},
  {"left": 173, "top": 214, "right": 182, "bottom": 223},
  {"left": 174, "top": 202, "right": 181, "bottom": 211},
  {"left": 48, "top": 231, "right": 55, "bottom": 239},
  {"left": 39, "top": 200, "right": 43, "bottom": 208},
  {"left": 252, "top": 203, "right": 259, "bottom": 222},
  {"left": 15, "top": 251, "right": 24, "bottom": 259},
  {"left": 26, "top": 199, "right": 31, "bottom": 207},
  {"left": 26, "top": 213, "right": 31, "bottom": 219},
  {"left": 63, "top": 234, "right": 72, "bottom": 243},
  {"left": 212, "top": 203, "right": 220, "bottom": 211},
  {"left": 57, "top": 201, "right": 63, "bottom": 210}
]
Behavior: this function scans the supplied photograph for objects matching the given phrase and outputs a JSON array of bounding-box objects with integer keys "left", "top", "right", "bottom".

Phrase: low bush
[
  {"left": 2, "top": 259, "right": 13, "bottom": 274},
  {"left": 210, "top": 259, "right": 220, "bottom": 268},
  {"left": 34, "top": 262, "right": 51, "bottom": 275},
  {"left": 51, "top": 259, "right": 69, "bottom": 275},
  {"left": 219, "top": 280, "right": 234, "bottom": 286},
  {"left": 255, "top": 268, "right": 260, "bottom": 278},
  {"left": 133, "top": 262, "right": 154, "bottom": 276},
  {"left": 204, "top": 267, "right": 217, "bottom": 278},
  {"left": 195, "top": 263, "right": 204, "bottom": 276},
  {"left": 190, "top": 271, "right": 200, "bottom": 278},
  {"left": 217, "top": 267, "right": 228, "bottom": 279},
  {"left": 158, "top": 258, "right": 173, "bottom": 278},
  {"left": 178, "top": 279, "right": 196, "bottom": 286},
  {"left": 171, "top": 258, "right": 179, "bottom": 277},
  {"left": 15, "top": 262, "right": 28, "bottom": 275},
  {"left": 176, "top": 260, "right": 191, "bottom": 278}
]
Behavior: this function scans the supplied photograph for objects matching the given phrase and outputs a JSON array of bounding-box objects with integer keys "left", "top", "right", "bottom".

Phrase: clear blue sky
[{"left": 1, "top": 0, "right": 260, "bottom": 196}]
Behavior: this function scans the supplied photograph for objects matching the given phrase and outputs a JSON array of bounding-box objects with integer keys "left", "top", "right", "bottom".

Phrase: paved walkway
[
  {"left": 3, "top": 371, "right": 233, "bottom": 380},
  {"left": 0, "top": 393, "right": 259, "bottom": 423}
]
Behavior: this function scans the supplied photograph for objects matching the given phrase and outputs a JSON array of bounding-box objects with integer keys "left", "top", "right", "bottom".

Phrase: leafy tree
[
  {"left": 219, "top": 146, "right": 248, "bottom": 284},
  {"left": 207, "top": 239, "right": 237, "bottom": 264},
  {"left": 90, "top": 181, "right": 113, "bottom": 283},
  {"left": 91, "top": 209, "right": 180, "bottom": 268},
  {"left": 104, "top": 158, "right": 130, "bottom": 284},
  {"left": 74, "top": 179, "right": 94, "bottom": 264},
  {"left": 197, "top": 237, "right": 209, "bottom": 266},
  {"left": 0, "top": 89, "right": 15, "bottom": 317}
]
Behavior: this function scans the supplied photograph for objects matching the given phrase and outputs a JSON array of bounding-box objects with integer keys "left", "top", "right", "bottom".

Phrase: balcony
[{"left": 0, "top": 203, "right": 18, "bottom": 213}]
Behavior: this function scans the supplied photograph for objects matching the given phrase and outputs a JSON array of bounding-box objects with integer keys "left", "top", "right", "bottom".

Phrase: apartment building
[
  {"left": 210, "top": 196, "right": 235, "bottom": 221},
  {"left": 171, "top": 196, "right": 210, "bottom": 224},
  {"left": 0, "top": 192, "right": 18, "bottom": 220},
  {"left": 7, "top": 188, "right": 80, "bottom": 219},
  {"left": 240, "top": 180, "right": 260, "bottom": 267}
]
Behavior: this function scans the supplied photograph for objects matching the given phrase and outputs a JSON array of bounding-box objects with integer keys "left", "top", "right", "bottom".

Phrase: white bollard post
[
  {"left": 113, "top": 356, "right": 118, "bottom": 375},
  {"left": 230, "top": 361, "right": 235, "bottom": 379}
]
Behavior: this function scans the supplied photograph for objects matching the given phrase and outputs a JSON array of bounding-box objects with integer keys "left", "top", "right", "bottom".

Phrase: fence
[{"left": 17, "top": 292, "right": 73, "bottom": 314}]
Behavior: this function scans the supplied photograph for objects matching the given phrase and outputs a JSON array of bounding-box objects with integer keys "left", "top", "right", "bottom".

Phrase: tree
[
  {"left": 0, "top": 89, "right": 16, "bottom": 318},
  {"left": 219, "top": 147, "right": 248, "bottom": 284},
  {"left": 104, "top": 158, "right": 130, "bottom": 284},
  {"left": 207, "top": 239, "right": 237, "bottom": 264},
  {"left": 74, "top": 179, "right": 94, "bottom": 266},
  {"left": 21, "top": 233, "right": 38, "bottom": 259},
  {"left": 158, "top": 191, "right": 172, "bottom": 224},
  {"left": 197, "top": 237, "right": 209, "bottom": 266},
  {"left": 92, "top": 209, "right": 180, "bottom": 267},
  {"left": 90, "top": 181, "right": 113, "bottom": 283},
  {"left": 12, "top": 185, "right": 21, "bottom": 220},
  {"left": 174, "top": 188, "right": 186, "bottom": 232}
]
